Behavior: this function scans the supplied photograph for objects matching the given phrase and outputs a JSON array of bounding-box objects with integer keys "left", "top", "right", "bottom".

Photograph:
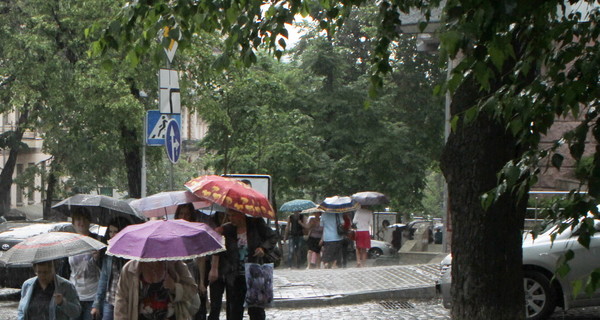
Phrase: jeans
[
  {"left": 102, "top": 303, "right": 114, "bottom": 320},
  {"left": 75, "top": 301, "right": 94, "bottom": 320},
  {"left": 287, "top": 235, "right": 305, "bottom": 268}
]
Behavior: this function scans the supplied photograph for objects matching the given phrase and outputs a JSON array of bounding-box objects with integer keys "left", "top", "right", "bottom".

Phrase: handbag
[
  {"left": 336, "top": 214, "right": 347, "bottom": 236},
  {"left": 263, "top": 246, "right": 282, "bottom": 267},
  {"left": 244, "top": 262, "right": 274, "bottom": 308}
]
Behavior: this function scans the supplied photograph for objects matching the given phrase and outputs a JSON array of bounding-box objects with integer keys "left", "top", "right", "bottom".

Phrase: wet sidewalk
[{"left": 272, "top": 264, "right": 440, "bottom": 308}]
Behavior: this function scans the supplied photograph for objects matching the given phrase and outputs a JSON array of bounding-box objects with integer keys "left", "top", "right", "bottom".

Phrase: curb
[
  {"left": 0, "top": 288, "right": 20, "bottom": 301},
  {"left": 272, "top": 285, "right": 437, "bottom": 308}
]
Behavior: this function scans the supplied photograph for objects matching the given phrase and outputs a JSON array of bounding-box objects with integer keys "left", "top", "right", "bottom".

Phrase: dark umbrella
[
  {"left": 52, "top": 194, "right": 146, "bottom": 226},
  {"left": 351, "top": 191, "right": 390, "bottom": 206}
]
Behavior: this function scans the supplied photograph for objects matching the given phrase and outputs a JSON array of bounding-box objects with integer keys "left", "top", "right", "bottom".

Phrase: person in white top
[{"left": 352, "top": 205, "right": 373, "bottom": 267}]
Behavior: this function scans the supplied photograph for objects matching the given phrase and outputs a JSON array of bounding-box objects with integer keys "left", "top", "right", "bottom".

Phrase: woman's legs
[
  {"left": 355, "top": 247, "right": 363, "bottom": 267},
  {"left": 208, "top": 278, "right": 226, "bottom": 320},
  {"left": 226, "top": 275, "right": 246, "bottom": 320}
]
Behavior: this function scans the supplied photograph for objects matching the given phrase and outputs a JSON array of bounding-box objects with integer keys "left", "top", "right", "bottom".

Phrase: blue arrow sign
[
  {"left": 165, "top": 119, "right": 181, "bottom": 163},
  {"left": 146, "top": 110, "right": 181, "bottom": 146}
]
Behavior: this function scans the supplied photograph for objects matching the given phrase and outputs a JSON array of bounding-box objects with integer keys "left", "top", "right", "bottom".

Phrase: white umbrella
[
  {"left": 0, "top": 232, "right": 106, "bottom": 267},
  {"left": 129, "top": 190, "right": 212, "bottom": 218}
]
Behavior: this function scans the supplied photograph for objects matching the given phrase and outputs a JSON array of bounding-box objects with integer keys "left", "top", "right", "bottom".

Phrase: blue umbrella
[
  {"left": 279, "top": 199, "right": 317, "bottom": 213},
  {"left": 319, "top": 196, "right": 359, "bottom": 213}
]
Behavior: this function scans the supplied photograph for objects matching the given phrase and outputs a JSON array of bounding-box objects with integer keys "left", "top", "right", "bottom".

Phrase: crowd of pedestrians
[
  {"left": 283, "top": 204, "right": 376, "bottom": 270},
  {"left": 15, "top": 189, "right": 386, "bottom": 320},
  {"left": 16, "top": 203, "right": 279, "bottom": 320}
]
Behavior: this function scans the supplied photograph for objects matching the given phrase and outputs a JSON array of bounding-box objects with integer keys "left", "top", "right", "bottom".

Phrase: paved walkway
[
  {"left": 272, "top": 264, "right": 440, "bottom": 308},
  {"left": 0, "top": 262, "right": 599, "bottom": 319}
]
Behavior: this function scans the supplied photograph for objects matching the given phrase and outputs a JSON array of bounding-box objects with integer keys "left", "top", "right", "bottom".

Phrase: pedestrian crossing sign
[{"left": 146, "top": 110, "right": 181, "bottom": 146}]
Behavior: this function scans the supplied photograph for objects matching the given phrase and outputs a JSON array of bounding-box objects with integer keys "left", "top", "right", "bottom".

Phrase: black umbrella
[{"left": 52, "top": 194, "right": 146, "bottom": 226}]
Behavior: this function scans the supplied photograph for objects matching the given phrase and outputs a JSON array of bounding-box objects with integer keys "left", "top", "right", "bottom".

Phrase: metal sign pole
[{"left": 142, "top": 113, "right": 147, "bottom": 198}]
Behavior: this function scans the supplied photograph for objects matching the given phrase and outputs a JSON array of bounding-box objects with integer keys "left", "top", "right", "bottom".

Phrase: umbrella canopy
[
  {"left": 53, "top": 194, "right": 146, "bottom": 226},
  {"left": 279, "top": 199, "right": 317, "bottom": 213},
  {"left": 185, "top": 175, "right": 275, "bottom": 219},
  {"left": 319, "top": 196, "right": 359, "bottom": 213},
  {"left": 129, "top": 190, "right": 213, "bottom": 218},
  {"left": 301, "top": 207, "right": 324, "bottom": 214},
  {"left": 0, "top": 232, "right": 106, "bottom": 267},
  {"left": 107, "top": 220, "right": 225, "bottom": 261},
  {"left": 351, "top": 191, "right": 390, "bottom": 206}
]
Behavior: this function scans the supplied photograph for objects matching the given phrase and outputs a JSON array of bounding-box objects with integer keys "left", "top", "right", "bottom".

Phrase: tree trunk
[
  {"left": 43, "top": 162, "right": 63, "bottom": 220},
  {"left": 440, "top": 75, "right": 527, "bottom": 319},
  {"left": 0, "top": 109, "right": 29, "bottom": 217},
  {"left": 121, "top": 125, "right": 142, "bottom": 198}
]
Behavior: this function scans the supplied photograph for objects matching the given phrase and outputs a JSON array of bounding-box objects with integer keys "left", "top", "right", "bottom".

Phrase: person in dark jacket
[
  {"left": 208, "top": 209, "right": 278, "bottom": 320},
  {"left": 283, "top": 211, "right": 307, "bottom": 268},
  {"left": 91, "top": 217, "right": 132, "bottom": 320}
]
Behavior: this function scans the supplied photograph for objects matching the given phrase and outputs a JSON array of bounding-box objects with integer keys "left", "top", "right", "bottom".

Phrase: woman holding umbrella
[
  {"left": 109, "top": 219, "right": 224, "bottom": 320},
  {"left": 18, "top": 260, "right": 81, "bottom": 320},
  {"left": 208, "top": 208, "right": 278, "bottom": 320},
  {"left": 115, "top": 260, "right": 199, "bottom": 319}
]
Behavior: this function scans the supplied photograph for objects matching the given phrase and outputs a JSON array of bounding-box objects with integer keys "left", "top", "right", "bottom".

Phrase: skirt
[
  {"left": 354, "top": 231, "right": 372, "bottom": 249},
  {"left": 306, "top": 236, "right": 322, "bottom": 253}
]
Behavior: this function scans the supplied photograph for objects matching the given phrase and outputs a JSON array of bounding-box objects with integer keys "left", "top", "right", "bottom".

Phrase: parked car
[
  {"left": 368, "top": 239, "right": 395, "bottom": 258},
  {"left": 0, "top": 220, "right": 105, "bottom": 288},
  {"left": 437, "top": 219, "right": 600, "bottom": 319}
]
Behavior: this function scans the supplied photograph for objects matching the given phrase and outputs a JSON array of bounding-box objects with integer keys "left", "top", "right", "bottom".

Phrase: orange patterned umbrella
[{"left": 184, "top": 175, "right": 275, "bottom": 219}]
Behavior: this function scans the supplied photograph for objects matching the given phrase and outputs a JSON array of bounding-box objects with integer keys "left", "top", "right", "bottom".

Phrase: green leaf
[
  {"left": 505, "top": 164, "right": 520, "bottom": 187},
  {"left": 551, "top": 153, "right": 564, "bottom": 169},
  {"left": 439, "top": 30, "right": 462, "bottom": 58},
  {"left": 488, "top": 42, "right": 505, "bottom": 70},
  {"left": 226, "top": 7, "right": 239, "bottom": 24},
  {"left": 573, "top": 279, "right": 583, "bottom": 297},
  {"left": 556, "top": 261, "right": 571, "bottom": 278},
  {"left": 463, "top": 106, "right": 478, "bottom": 124},
  {"left": 481, "top": 191, "right": 495, "bottom": 210},
  {"left": 450, "top": 115, "right": 459, "bottom": 132},
  {"left": 125, "top": 50, "right": 139, "bottom": 67}
]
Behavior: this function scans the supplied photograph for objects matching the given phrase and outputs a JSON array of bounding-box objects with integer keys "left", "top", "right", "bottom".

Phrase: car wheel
[
  {"left": 368, "top": 248, "right": 383, "bottom": 259},
  {"left": 524, "top": 270, "right": 556, "bottom": 320}
]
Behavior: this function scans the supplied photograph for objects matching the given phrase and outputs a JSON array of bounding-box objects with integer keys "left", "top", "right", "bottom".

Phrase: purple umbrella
[{"left": 106, "top": 219, "right": 225, "bottom": 261}]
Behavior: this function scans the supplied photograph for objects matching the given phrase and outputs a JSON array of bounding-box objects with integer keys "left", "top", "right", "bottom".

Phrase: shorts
[
  {"left": 354, "top": 231, "right": 371, "bottom": 249},
  {"left": 321, "top": 240, "right": 343, "bottom": 263},
  {"left": 306, "top": 236, "right": 322, "bottom": 253}
]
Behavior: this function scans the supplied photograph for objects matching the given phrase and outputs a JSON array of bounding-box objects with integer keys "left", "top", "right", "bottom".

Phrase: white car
[
  {"left": 368, "top": 239, "right": 395, "bottom": 258},
  {"left": 437, "top": 219, "right": 600, "bottom": 319}
]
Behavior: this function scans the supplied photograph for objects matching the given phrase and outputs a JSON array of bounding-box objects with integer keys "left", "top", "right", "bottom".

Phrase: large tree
[
  {"left": 92, "top": 0, "right": 600, "bottom": 318},
  {"left": 0, "top": 0, "right": 160, "bottom": 213}
]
